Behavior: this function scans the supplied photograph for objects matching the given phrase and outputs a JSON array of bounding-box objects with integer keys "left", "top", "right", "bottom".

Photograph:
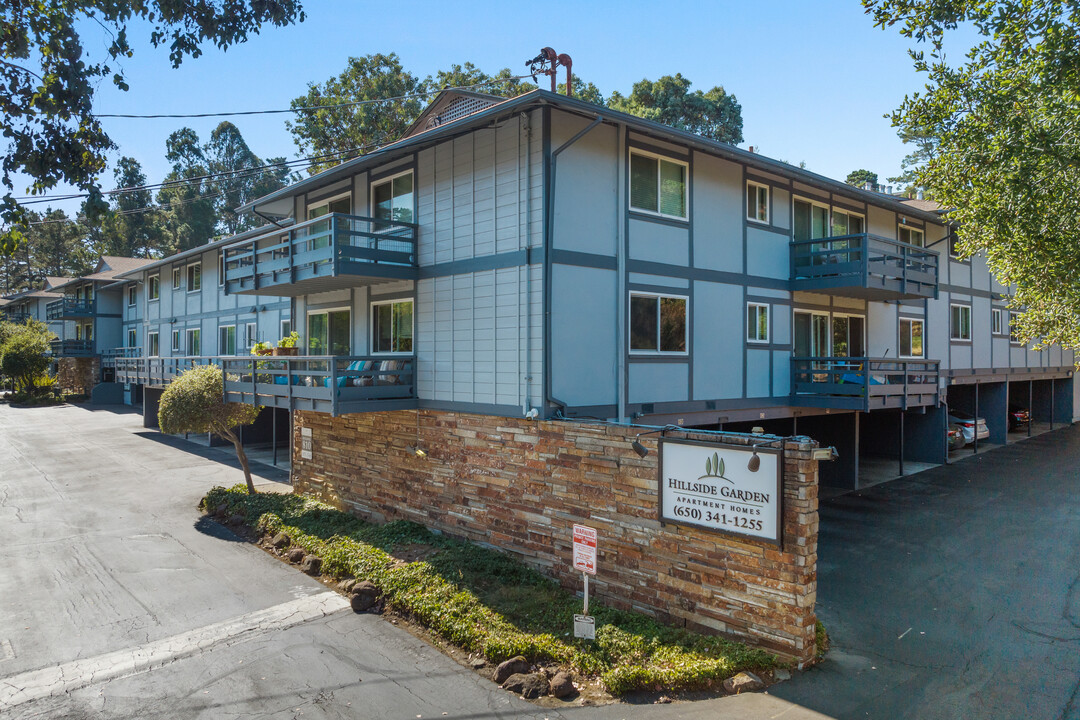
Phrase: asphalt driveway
[
  {"left": 2, "top": 402, "right": 1077, "bottom": 719},
  {"left": 774, "top": 424, "right": 1080, "bottom": 719}
]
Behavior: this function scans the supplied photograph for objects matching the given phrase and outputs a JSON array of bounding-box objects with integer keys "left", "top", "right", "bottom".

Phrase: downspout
[
  {"left": 521, "top": 112, "right": 534, "bottom": 417},
  {"left": 544, "top": 112, "right": 604, "bottom": 416}
]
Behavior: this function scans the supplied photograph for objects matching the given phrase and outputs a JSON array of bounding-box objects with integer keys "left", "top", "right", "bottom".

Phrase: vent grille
[{"left": 425, "top": 96, "right": 497, "bottom": 130}]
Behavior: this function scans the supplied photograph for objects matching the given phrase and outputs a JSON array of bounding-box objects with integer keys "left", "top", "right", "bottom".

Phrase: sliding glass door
[{"left": 307, "top": 310, "right": 351, "bottom": 355}]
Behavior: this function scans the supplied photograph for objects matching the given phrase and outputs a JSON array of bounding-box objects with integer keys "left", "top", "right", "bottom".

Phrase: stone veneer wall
[
  {"left": 292, "top": 409, "right": 819, "bottom": 663},
  {"left": 55, "top": 357, "right": 99, "bottom": 395}
]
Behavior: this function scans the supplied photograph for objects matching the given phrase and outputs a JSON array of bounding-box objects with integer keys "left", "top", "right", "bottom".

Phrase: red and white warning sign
[{"left": 572, "top": 524, "right": 597, "bottom": 575}]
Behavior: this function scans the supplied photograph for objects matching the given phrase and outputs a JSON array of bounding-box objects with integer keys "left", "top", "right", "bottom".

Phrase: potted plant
[
  {"left": 251, "top": 341, "right": 273, "bottom": 357},
  {"left": 273, "top": 331, "right": 301, "bottom": 356}
]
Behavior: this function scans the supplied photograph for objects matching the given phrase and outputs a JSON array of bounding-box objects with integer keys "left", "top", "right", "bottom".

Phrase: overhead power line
[{"left": 92, "top": 75, "right": 536, "bottom": 119}]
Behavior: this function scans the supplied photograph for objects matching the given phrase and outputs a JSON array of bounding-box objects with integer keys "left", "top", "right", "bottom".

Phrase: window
[
  {"left": 371, "top": 299, "right": 413, "bottom": 354},
  {"left": 307, "top": 194, "right": 351, "bottom": 221},
  {"left": 127, "top": 328, "right": 136, "bottom": 347},
  {"left": 245, "top": 323, "right": 257, "bottom": 350},
  {"left": 172, "top": 267, "right": 182, "bottom": 289},
  {"left": 747, "top": 181, "right": 769, "bottom": 224},
  {"left": 148, "top": 275, "right": 160, "bottom": 301},
  {"left": 900, "top": 318, "right": 924, "bottom": 358},
  {"left": 832, "top": 315, "right": 865, "bottom": 358},
  {"left": 831, "top": 209, "right": 865, "bottom": 237},
  {"left": 280, "top": 319, "right": 292, "bottom": 341},
  {"left": 629, "top": 150, "right": 687, "bottom": 219},
  {"left": 75, "top": 325, "right": 82, "bottom": 341},
  {"left": 84, "top": 324, "right": 93, "bottom": 342},
  {"left": 186, "top": 263, "right": 201, "bottom": 292},
  {"left": 218, "top": 252, "right": 225, "bottom": 287},
  {"left": 148, "top": 332, "right": 159, "bottom": 357},
  {"left": 1009, "top": 312, "right": 1023, "bottom": 344},
  {"left": 950, "top": 304, "right": 972, "bottom": 341},
  {"left": 949, "top": 232, "right": 963, "bottom": 259},
  {"left": 747, "top": 303, "right": 769, "bottom": 343},
  {"left": 372, "top": 172, "right": 414, "bottom": 224},
  {"left": 629, "top": 293, "right": 687, "bottom": 353},
  {"left": 218, "top": 325, "right": 236, "bottom": 356},
  {"left": 307, "top": 310, "right": 350, "bottom": 355},
  {"left": 186, "top": 328, "right": 201, "bottom": 356},
  {"left": 127, "top": 285, "right": 137, "bottom": 307},
  {"left": 171, "top": 330, "right": 181, "bottom": 352},
  {"left": 991, "top": 308, "right": 1003, "bottom": 335},
  {"left": 793, "top": 311, "right": 830, "bottom": 357},
  {"left": 899, "top": 225, "right": 925, "bottom": 247}
]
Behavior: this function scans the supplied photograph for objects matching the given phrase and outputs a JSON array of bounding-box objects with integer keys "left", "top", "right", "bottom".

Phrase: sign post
[{"left": 572, "top": 524, "right": 597, "bottom": 640}]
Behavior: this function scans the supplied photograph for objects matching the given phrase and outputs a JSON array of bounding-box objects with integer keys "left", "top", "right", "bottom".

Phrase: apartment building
[
  {"left": 177, "top": 88, "right": 1070, "bottom": 492},
  {"left": 0, "top": 276, "right": 69, "bottom": 336}
]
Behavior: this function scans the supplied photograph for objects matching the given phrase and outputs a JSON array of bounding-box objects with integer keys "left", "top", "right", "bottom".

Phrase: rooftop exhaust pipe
[{"left": 526, "top": 47, "right": 573, "bottom": 96}]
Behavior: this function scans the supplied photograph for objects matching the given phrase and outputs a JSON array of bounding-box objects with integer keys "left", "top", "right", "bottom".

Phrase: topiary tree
[
  {"left": 158, "top": 365, "right": 262, "bottom": 494},
  {"left": 0, "top": 320, "right": 53, "bottom": 394}
]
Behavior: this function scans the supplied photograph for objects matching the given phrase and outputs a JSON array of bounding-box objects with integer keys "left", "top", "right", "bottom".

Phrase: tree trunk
[{"left": 220, "top": 426, "right": 256, "bottom": 494}]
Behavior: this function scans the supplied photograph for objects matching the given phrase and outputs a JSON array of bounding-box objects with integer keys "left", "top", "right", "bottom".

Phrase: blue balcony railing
[
  {"left": 49, "top": 339, "right": 94, "bottom": 357},
  {"left": 2, "top": 311, "right": 31, "bottom": 323},
  {"left": 222, "top": 355, "right": 416, "bottom": 416},
  {"left": 792, "top": 356, "right": 940, "bottom": 410},
  {"left": 46, "top": 298, "right": 95, "bottom": 320},
  {"left": 791, "top": 233, "right": 939, "bottom": 301},
  {"left": 224, "top": 213, "right": 418, "bottom": 296}
]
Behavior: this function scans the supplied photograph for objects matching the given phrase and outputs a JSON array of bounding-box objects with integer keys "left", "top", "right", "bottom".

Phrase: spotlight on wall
[
  {"left": 632, "top": 440, "right": 649, "bottom": 458},
  {"left": 747, "top": 450, "right": 761, "bottom": 472}
]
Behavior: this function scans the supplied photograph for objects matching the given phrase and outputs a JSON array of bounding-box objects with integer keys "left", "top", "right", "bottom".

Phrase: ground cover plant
[{"left": 203, "top": 485, "right": 778, "bottom": 695}]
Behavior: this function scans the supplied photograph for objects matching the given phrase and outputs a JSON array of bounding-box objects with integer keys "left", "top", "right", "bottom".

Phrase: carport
[
  {"left": 946, "top": 380, "right": 1008, "bottom": 455},
  {"left": 1008, "top": 374, "right": 1075, "bottom": 442},
  {"left": 856, "top": 405, "right": 947, "bottom": 488}
]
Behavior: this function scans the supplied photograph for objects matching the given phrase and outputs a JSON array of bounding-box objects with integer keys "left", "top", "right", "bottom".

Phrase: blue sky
[{"left": 25, "top": 0, "right": 942, "bottom": 215}]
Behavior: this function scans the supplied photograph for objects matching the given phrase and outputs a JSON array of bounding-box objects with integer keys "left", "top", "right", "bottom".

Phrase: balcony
[
  {"left": 3, "top": 311, "right": 31, "bottom": 323},
  {"left": 224, "top": 214, "right": 418, "bottom": 297},
  {"left": 791, "top": 234, "right": 938, "bottom": 301},
  {"left": 101, "top": 347, "right": 141, "bottom": 370},
  {"left": 792, "top": 356, "right": 940, "bottom": 411},
  {"left": 113, "top": 356, "right": 220, "bottom": 387},
  {"left": 50, "top": 339, "right": 94, "bottom": 357},
  {"left": 46, "top": 298, "right": 95, "bottom": 320},
  {"left": 222, "top": 355, "right": 416, "bottom": 415}
]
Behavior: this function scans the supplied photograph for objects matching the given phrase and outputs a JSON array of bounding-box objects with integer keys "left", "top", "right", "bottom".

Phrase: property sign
[
  {"left": 573, "top": 614, "right": 595, "bottom": 640},
  {"left": 300, "top": 426, "right": 313, "bottom": 460},
  {"left": 572, "top": 524, "right": 597, "bottom": 575},
  {"left": 658, "top": 439, "right": 782, "bottom": 545}
]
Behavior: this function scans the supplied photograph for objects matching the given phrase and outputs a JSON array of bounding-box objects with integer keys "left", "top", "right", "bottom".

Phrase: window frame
[
  {"left": 746, "top": 181, "right": 770, "bottom": 225},
  {"left": 218, "top": 251, "right": 225, "bottom": 287},
  {"left": 1009, "top": 311, "right": 1024, "bottom": 345},
  {"left": 306, "top": 191, "right": 352, "bottom": 221},
  {"left": 185, "top": 327, "right": 201, "bottom": 356},
  {"left": 991, "top": 308, "right": 1004, "bottom": 336},
  {"left": 172, "top": 266, "right": 182, "bottom": 289},
  {"left": 147, "top": 274, "right": 160, "bottom": 302},
  {"left": 830, "top": 207, "right": 866, "bottom": 237},
  {"left": 127, "top": 284, "right": 137, "bottom": 307},
  {"left": 628, "top": 148, "right": 689, "bottom": 221},
  {"left": 127, "top": 328, "right": 137, "bottom": 348},
  {"left": 370, "top": 298, "right": 415, "bottom": 355},
  {"left": 899, "top": 317, "right": 925, "bottom": 359},
  {"left": 171, "top": 329, "right": 181, "bottom": 353},
  {"left": 898, "top": 224, "right": 925, "bottom": 248},
  {"left": 628, "top": 291, "right": 689, "bottom": 355},
  {"left": 950, "top": 303, "right": 972, "bottom": 342},
  {"left": 218, "top": 324, "right": 236, "bottom": 356},
  {"left": 831, "top": 312, "right": 866, "bottom": 357},
  {"left": 746, "top": 302, "right": 770, "bottom": 344},
  {"left": 280, "top": 319, "right": 292, "bottom": 341},
  {"left": 245, "top": 322, "right": 258, "bottom": 350},
  {"left": 305, "top": 307, "right": 352, "bottom": 355},
  {"left": 370, "top": 170, "right": 415, "bottom": 226},
  {"left": 186, "top": 262, "right": 201, "bottom": 293},
  {"left": 147, "top": 331, "right": 159, "bottom": 357}
]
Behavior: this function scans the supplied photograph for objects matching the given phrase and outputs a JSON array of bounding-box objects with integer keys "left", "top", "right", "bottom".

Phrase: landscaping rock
[
  {"left": 350, "top": 581, "right": 380, "bottom": 612},
  {"left": 470, "top": 658, "right": 487, "bottom": 670},
  {"left": 300, "top": 555, "right": 322, "bottom": 575},
  {"left": 774, "top": 668, "right": 791, "bottom": 682},
  {"left": 212, "top": 503, "right": 228, "bottom": 517},
  {"left": 227, "top": 514, "right": 246, "bottom": 526},
  {"left": 338, "top": 579, "right": 357, "bottom": 593},
  {"left": 493, "top": 656, "right": 531, "bottom": 684},
  {"left": 723, "top": 671, "right": 765, "bottom": 694},
  {"left": 549, "top": 671, "right": 575, "bottom": 698},
  {"left": 270, "top": 532, "right": 290, "bottom": 549},
  {"left": 286, "top": 548, "right": 305, "bottom": 563},
  {"left": 502, "top": 672, "right": 548, "bottom": 699}
]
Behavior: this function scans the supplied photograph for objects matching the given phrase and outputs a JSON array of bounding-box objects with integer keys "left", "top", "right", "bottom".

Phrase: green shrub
[
  {"left": 160, "top": 366, "right": 262, "bottom": 493},
  {"left": 203, "top": 486, "right": 778, "bottom": 694},
  {"left": 0, "top": 322, "right": 53, "bottom": 393}
]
